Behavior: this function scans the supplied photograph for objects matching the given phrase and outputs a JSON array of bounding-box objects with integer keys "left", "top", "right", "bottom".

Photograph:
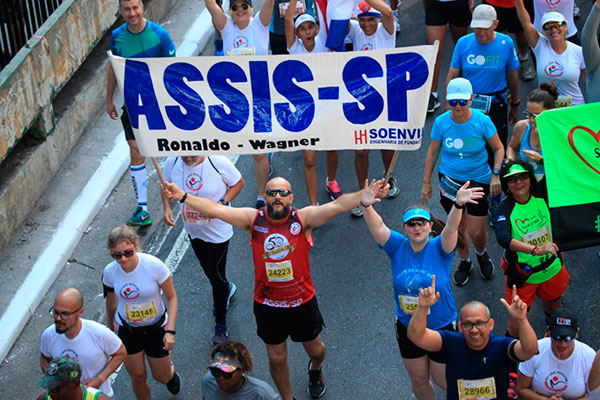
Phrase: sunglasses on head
[
  {"left": 551, "top": 334, "right": 574, "bottom": 342},
  {"left": 210, "top": 367, "right": 237, "bottom": 379},
  {"left": 543, "top": 21, "right": 565, "bottom": 31},
  {"left": 265, "top": 189, "right": 292, "bottom": 197},
  {"left": 406, "top": 218, "right": 429, "bottom": 227},
  {"left": 111, "top": 248, "right": 136, "bottom": 260},
  {"left": 231, "top": 3, "right": 249, "bottom": 11},
  {"left": 448, "top": 99, "right": 469, "bottom": 107}
]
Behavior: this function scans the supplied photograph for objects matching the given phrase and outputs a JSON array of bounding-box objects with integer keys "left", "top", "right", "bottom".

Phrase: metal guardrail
[{"left": 0, "top": 0, "right": 65, "bottom": 69}]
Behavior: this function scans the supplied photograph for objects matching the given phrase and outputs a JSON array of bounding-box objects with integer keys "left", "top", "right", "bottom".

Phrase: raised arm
[
  {"left": 259, "top": 0, "right": 276, "bottom": 26},
  {"left": 205, "top": 0, "right": 228, "bottom": 30},
  {"left": 285, "top": 0, "right": 298, "bottom": 49},
  {"left": 366, "top": 0, "right": 395, "bottom": 35},
  {"left": 361, "top": 182, "right": 390, "bottom": 246},
  {"left": 500, "top": 285, "right": 538, "bottom": 361},
  {"left": 162, "top": 182, "right": 256, "bottom": 233},
  {"left": 507, "top": 69, "right": 520, "bottom": 125},
  {"left": 422, "top": 139, "right": 442, "bottom": 204},
  {"left": 582, "top": 0, "right": 600, "bottom": 73},
  {"left": 298, "top": 179, "right": 384, "bottom": 231},
  {"left": 514, "top": 0, "right": 540, "bottom": 48},
  {"left": 407, "top": 275, "right": 443, "bottom": 352},
  {"left": 440, "top": 182, "right": 484, "bottom": 253}
]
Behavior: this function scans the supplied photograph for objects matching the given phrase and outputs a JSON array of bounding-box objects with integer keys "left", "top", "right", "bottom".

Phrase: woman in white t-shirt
[
  {"left": 161, "top": 155, "right": 244, "bottom": 345},
  {"left": 516, "top": 0, "right": 587, "bottom": 105},
  {"left": 205, "top": 0, "right": 275, "bottom": 210},
  {"left": 103, "top": 225, "right": 180, "bottom": 398},
  {"left": 518, "top": 308, "right": 596, "bottom": 399}
]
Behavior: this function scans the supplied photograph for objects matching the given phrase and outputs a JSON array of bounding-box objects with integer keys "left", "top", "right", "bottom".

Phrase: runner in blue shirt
[
  {"left": 408, "top": 282, "right": 538, "bottom": 400},
  {"left": 361, "top": 182, "right": 484, "bottom": 399}
]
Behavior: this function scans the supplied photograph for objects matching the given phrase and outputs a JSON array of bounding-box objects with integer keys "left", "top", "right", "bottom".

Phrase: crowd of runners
[{"left": 34, "top": 0, "right": 600, "bottom": 398}]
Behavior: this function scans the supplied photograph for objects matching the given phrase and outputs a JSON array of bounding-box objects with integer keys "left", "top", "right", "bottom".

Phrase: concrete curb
[{"left": 0, "top": 8, "right": 214, "bottom": 363}]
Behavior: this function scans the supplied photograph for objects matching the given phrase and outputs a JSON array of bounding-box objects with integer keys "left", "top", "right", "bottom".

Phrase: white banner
[{"left": 109, "top": 44, "right": 437, "bottom": 156}]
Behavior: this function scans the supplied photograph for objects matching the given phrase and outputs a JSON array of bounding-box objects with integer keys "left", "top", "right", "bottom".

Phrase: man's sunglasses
[
  {"left": 265, "top": 189, "right": 292, "bottom": 197},
  {"left": 231, "top": 3, "right": 249, "bottom": 11},
  {"left": 448, "top": 99, "right": 469, "bottom": 107},
  {"left": 111, "top": 249, "right": 136, "bottom": 260},
  {"left": 551, "top": 334, "right": 574, "bottom": 342},
  {"left": 406, "top": 219, "right": 429, "bottom": 227},
  {"left": 543, "top": 21, "right": 565, "bottom": 31},
  {"left": 210, "top": 367, "right": 237, "bottom": 379}
]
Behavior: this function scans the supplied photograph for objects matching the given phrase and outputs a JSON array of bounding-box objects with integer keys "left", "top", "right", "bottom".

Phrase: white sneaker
[{"left": 351, "top": 205, "right": 363, "bottom": 217}]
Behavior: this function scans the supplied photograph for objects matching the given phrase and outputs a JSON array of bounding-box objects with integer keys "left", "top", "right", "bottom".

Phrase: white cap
[
  {"left": 541, "top": 11, "right": 566, "bottom": 27},
  {"left": 446, "top": 78, "right": 473, "bottom": 101},
  {"left": 470, "top": 4, "right": 497, "bottom": 29},
  {"left": 294, "top": 14, "right": 316, "bottom": 30}
]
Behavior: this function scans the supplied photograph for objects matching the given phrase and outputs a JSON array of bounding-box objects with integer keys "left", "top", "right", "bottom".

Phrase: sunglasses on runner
[
  {"left": 448, "top": 99, "right": 469, "bottom": 107},
  {"left": 111, "top": 249, "right": 136, "bottom": 260},
  {"left": 265, "top": 189, "right": 292, "bottom": 197},
  {"left": 231, "top": 3, "right": 249, "bottom": 11},
  {"left": 551, "top": 335, "right": 574, "bottom": 342},
  {"left": 506, "top": 173, "right": 530, "bottom": 184},
  {"left": 543, "top": 21, "right": 565, "bottom": 31},
  {"left": 406, "top": 218, "right": 429, "bottom": 227},
  {"left": 524, "top": 111, "right": 539, "bottom": 120},
  {"left": 461, "top": 320, "right": 490, "bottom": 330},
  {"left": 210, "top": 367, "right": 237, "bottom": 379}
]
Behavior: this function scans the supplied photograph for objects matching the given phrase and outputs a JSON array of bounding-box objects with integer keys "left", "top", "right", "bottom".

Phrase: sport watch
[{"left": 492, "top": 168, "right": 501, "bottom": 175}]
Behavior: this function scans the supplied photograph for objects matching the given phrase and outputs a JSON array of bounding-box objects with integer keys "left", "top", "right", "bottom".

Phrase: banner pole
[
  {"left": 151, "top": 157, "right": 166, "bottom": 185},
  {"left": 383, "top": 150, "right": 400, "bottom": 185}
]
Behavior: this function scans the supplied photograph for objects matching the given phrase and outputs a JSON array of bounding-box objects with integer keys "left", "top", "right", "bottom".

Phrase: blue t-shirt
[
  {"left": 382, "top": 232, "right": 456, "bottom": 329},
  {"left": 111, "top": 20, "right": 176, "bottom": 58},
  {"left": 431, "top": 110, "right": 497, "bottom": 183},
  {"left": 451, "top": 32, "right": 519, "bottom": 98},
  {"left": 440, "top": 331, "right": 516, "bottom": 400}
]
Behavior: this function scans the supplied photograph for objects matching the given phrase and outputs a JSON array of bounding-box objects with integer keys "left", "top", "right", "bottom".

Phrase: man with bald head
[
  {"left": 407, "top": 280, "right": 538, "bottom": 400},
  {"left": 163, "top": 176, "right": 383, "bottom": 400},
  {"left": 40, "top": 288, "right": 126, "bottom": 397}
]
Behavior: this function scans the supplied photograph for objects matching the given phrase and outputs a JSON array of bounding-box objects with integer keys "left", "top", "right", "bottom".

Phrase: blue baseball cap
[{"left": 402, "top": 208, "right": 431, "bottom": 223}]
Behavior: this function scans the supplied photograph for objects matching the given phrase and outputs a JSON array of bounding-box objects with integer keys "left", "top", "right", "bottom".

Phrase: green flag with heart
[{"left": 536, "top": 102, "right": 600, "bottom": 251}]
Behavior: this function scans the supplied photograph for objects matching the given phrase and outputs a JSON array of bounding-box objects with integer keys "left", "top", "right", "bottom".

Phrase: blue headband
[{"left": 402, "top": 208, "right": 431, "bottom": 223}]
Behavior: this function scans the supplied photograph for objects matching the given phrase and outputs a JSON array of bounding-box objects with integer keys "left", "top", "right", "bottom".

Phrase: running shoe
[
  {"left": 507, "top": 372, "right": 518, "bottom": 399},
  {"left": 477, "top": 251, "right": 495, "bottom": 280},
  {"left": 226, "top": 281, "right": 237, "bottom": 310},
  {"left": 212, "top": 323, "right": 228, "bottom": 345},
  {"left": 386, "top": 175, "right": 400, "bottom": 199},
  {"left": 518, "top": 58, "right": 536, "bottom": 82},
  {"left": 325, "top": 178, "right": 344, "bottom": 200},
  {"left": 454, "top": 259, "right": 473, "bottom": 286},
  {"left": 127, "top": 206, "right": 152, "bottom": 226},
  {"left": 307, "top": 361, "right": 326, "bottom": 399},
  {"left": 573, "top": 3, "right": 580, "bottom": 18},
  {"left": 166, "top": 371, "right": 181, "bottom": 395},
  {"left": 255, "top": 198, "right": 266, "bottom": 209},
  {"left": 427, "top": 93, "right": 440, "bottom": 113},
  {"left": 350, "top": 205, "right": 363, "bottom": 217}
]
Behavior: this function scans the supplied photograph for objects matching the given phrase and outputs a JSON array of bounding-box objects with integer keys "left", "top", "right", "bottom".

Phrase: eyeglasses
[
  {"left": 551, "top": 335, "right": 574, "bottom": 342},
  {"left": 210, "top": 367, "right": 238, "bottom": 379},
  {"left": 506, "top": 173, "right": 530, "bottom": 184},
  {"left": 461, "top": 320, "right": 490, "bottom": 330},
  {"left": 543, "top": 21, "right": 565, "bottom": 31},
  {"left": 448, "top": 99, "right": 469, "bottom": 107},
  {"left": 231, "top": 3, "right": 249, "bottom": 11},
  {"left": 524, "top": 111, "right": 539, "bottom": 120},
  {"left": 406, "top": 219, "right": 429, "bottom": 227},
  {"left": 265, "top": 189, "right": 292, "bottom": 198},
  {"left": 110, "top": 249, "right": 136, "bottom": 260},
  {"left": 49, "top": 306, "right": 82, "bottom": 320}
]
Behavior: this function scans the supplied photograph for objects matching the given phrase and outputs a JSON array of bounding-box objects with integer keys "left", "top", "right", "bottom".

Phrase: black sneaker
[
  {"left": 427, "top": 93, "right": 440, "bottom": 113},
  {"left": 454, "top": 260, "right": 473, "bottom": 286},
  {"left": 307, "top": 361, "right": 326, "bottom": 399},
  {"left": 212, "top": 323, "right": 228, "bottom": 345},
  {"left": 386, "top": 175, "right": 400, "bottom": 199},
  {"left": 166, "top": 371, "right": 181, "bottom": 395},
  {"left": 477, "top": 252, "right": 495, "bottom": 280}
]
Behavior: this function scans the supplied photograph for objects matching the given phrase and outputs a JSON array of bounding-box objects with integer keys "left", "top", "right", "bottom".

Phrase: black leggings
[{"left": 190, "top": 237, "right": 230, "bottom": 324}]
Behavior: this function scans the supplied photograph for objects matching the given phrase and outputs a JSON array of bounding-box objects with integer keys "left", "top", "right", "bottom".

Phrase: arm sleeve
[
  {"left": 212, "top": 156, "right": 242, "bottom": 187},
  {"left": 40, "top": 328, "right": 52, "bottom": 357},
  {"left": 158, "top": 25, "right": 176, "bottom": 57},
  {"left": 493, "top": 201, "right": 513, "bottom": 249},
  {"left": 506, "top": 39, "right": 520, "bottom": 71},
  {"left": 95, "top": 322, "right": 124, "bottom": 355},
  {"left": 450, "top": 38, "right": 464, "bottom": 69},
  {"left": 162, "top": 157, "right": 176, "bottom": 182},
  {"left": 518, "top": 354, "right": 536, "bottom": 377},
  {"left": 152, "top": 257, "right": 172, "bottom": 285},
  {"left": 430, "top": 118, "right": 443, "bottom": 141},
  {"left": 482, "top": 114, "right": 497, "bottom": 140},
  {"left": 582, "top": 5, "right": 600, "bottom": 71},
  {"left": 381, "top": 229, "right": 403, "bottom": 256},
  {"left": 348, "top": 20, "right": 359, "bottom": 43}
]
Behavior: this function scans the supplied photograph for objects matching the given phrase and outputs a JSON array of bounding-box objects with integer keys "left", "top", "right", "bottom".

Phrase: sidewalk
[{"left": 0, "top": 0, "right": 214, "bottom": 362}]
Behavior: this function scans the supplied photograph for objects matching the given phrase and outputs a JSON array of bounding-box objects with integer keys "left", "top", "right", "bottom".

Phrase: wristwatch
[
  {"left": 492, "top": 168, "right": 501, "bottom": 175},
  {"left": 219, "top": 199, "right": 230, "bottom": 206}
]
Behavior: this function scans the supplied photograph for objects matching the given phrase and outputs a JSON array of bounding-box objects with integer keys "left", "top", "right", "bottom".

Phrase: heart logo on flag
[
  {"left": 515, "top": 218, "right": 530, "bottom": 234},
  {"left": 567, "top": 126, "right": 600, "bottom": 175}
]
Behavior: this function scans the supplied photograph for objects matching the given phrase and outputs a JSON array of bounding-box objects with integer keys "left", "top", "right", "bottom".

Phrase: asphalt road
[{"left": 1, "top": 0, "right": 598, "bottom": 398}]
